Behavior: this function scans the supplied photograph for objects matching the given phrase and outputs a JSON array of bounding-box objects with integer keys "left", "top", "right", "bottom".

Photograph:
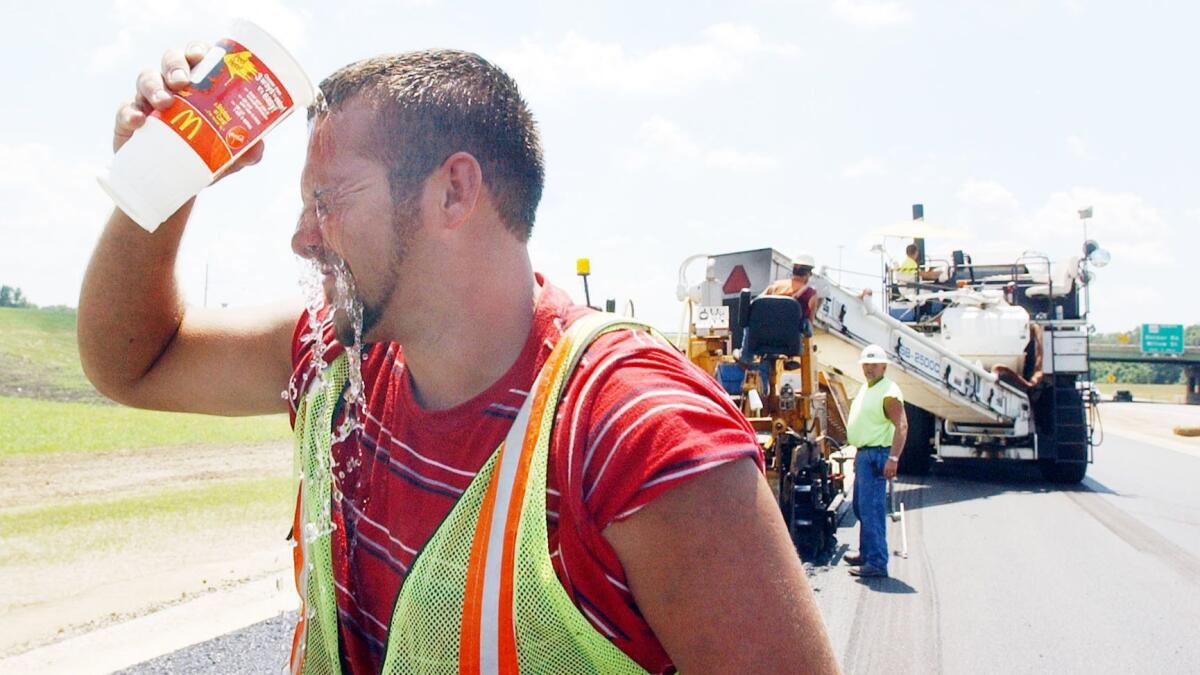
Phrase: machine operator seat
[{"left": 742, "top": 295, "right": 804, "bottom": 361}]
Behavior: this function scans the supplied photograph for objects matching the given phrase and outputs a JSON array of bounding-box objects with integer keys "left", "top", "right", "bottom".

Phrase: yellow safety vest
[
  {"left": 289, "top": 314, "right": 657, "bottom": 674},
  {"left": 846, "top": 376, "right": 904, "bottom": 448}
]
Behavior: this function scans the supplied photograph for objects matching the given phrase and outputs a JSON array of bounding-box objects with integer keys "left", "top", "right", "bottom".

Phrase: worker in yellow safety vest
[
  {"left": 896, "top": 243, "right": 941, "bottom": 282},
  {"left": 844, "top": 344, "right": 909, "bottom": 578}
]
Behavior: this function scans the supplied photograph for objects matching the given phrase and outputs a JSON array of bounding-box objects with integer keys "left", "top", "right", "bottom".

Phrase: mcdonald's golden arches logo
[{"left": 170, "top": 108, "right": 204, "bottom": 141}]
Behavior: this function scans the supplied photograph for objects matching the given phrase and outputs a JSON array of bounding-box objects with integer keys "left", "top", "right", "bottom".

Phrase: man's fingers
[
  {"left": 241, "top": 141, "right": 266, "bottom": 165},
  {"left": 115, "top": 101, "right": 145, "bottom": 132},
  {"left": 136, "top": 69, "right": 173, "bottom": 111},
  {"left": 184, "top": 41, "right": 211, "bottom": 66},
  {"left": 160, "top": 48, "right": 191, "bottom": 91},
  {"left": 113, "top": 101, "right": 146, "bottom": 152},
  {"left": 212, "top": 141, "right": 266, "bottom": 183},
  {"left": 119, "top": 42, "right": 213, "bottom": 154}
]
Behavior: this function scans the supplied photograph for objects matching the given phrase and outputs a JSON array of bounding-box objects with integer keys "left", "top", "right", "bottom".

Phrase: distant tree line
[
  {"left": 0, "top": 285, "right": 32, "bottom": 308},
  {"left": 1089, "top": 324, "right": 1199, "bottom": 384}
]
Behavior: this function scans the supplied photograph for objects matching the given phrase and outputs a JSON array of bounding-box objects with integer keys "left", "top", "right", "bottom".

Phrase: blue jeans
[{"left": 852, "top": 447, "right": 890, "bottom": 570}]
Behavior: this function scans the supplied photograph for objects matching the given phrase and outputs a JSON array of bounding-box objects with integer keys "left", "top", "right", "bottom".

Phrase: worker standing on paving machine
[
  {"left": 844, "top": 344, "right": 909, "bottom": 578},
  {"left": 763, "top": 254, "right": 823, "bottom": 321},
  {"left": 80, "top": 42, "right": 840, "bottom": 673}
]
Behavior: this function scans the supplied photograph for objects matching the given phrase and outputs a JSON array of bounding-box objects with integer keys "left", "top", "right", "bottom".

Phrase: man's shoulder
[
  {"left": 576, "top": 327, "right": 688, "bottom": 378},
  {"left": 554, "top": 325, "right": 760, "bottom": 531},
  {"left": 882, "top": 377, "right": 904, "bottom": 400},
  {"left": 567, "top": 326, "right": 742, "bottom": 420}
]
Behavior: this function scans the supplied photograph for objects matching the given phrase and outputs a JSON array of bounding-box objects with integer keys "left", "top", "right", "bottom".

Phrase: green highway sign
[{"left": 1140, "top": 323, "right": 1185, "bottom": 354}]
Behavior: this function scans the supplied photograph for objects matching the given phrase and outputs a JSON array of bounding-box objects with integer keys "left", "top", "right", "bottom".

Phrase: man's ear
[{"left": 433, "top": 151, "right": 483, "bottom": 230}]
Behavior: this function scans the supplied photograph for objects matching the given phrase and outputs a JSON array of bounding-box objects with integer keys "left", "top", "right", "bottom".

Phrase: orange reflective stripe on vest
[{"left": 290, "top": 314, "right": 657, "bottom": 674}]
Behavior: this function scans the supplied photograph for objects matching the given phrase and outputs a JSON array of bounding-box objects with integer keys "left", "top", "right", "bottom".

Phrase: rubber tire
[
  {"left": 1040, "top": 460, "right": 1087, "bottom": 484},
  {"left": 898, "top": 403, "right": 934, "bottom": 476}
]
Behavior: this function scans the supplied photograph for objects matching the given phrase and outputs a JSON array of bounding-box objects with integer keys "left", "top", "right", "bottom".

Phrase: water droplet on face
[{"left": 292, "top": 148, "right": 372, "bottom": 520}]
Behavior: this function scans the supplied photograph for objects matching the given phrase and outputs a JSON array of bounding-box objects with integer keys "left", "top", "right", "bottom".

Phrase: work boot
[
  {"left": 848, "top": 565, "right": 888, "bottom": 578},
  {"left": 843, "top": 553, "right": 864, "bottom": 566}
]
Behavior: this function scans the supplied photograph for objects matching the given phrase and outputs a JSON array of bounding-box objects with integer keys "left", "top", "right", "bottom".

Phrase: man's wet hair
[{"left": 313, "top": 50, "right": 545, "bottom": 241}]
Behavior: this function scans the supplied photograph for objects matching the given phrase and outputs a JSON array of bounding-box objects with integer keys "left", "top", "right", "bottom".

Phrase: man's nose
[{"left": 291, "top": 211, "right": 323, "bottom": 260}]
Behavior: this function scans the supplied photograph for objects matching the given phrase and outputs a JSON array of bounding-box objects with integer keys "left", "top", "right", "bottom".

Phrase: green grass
[
  {"left": 0, "top": 396, "right": 291, "bottom": 456},
  {"left": 0, "top": 306, "right": 99, "bottom": 401},
  {"left": 0, "top": 475, "right": 293, "bottom": 565},
  {"left": 0, "top": 306, "right": 293, "bottom": 455},
  {"left": 1096, "top": 383, "right": 1186, "bottom": 403}
]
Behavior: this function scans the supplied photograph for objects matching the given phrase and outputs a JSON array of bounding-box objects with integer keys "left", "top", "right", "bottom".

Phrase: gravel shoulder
[
  {"left": 0, "top": 441, "right": 295, "bottom": 658},
  {"left": 1096, "top": 402, "right": 1200, "bottom": 458}
]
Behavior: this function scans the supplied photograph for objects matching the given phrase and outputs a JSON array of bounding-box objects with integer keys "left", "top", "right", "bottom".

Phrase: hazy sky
[{"left": 2, "top": 0, "right": 1195, "bottom": 333}]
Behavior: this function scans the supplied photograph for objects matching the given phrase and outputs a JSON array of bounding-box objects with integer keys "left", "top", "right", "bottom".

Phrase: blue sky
[{"left": 1, "top": 0, "right": 1195, "bottom": 333}]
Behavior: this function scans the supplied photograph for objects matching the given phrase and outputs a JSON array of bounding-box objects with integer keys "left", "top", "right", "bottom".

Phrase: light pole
[
  {"left": 1078, "top": 206, "right": 1111, "bottom": 323},
  {"left": 869, "top": 243, "right": 886, "bottom": 303}
]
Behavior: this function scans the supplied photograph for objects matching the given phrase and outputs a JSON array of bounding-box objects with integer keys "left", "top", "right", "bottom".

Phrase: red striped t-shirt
[{"left": 288, "top": 275, "right": 761, "bottom": 674}]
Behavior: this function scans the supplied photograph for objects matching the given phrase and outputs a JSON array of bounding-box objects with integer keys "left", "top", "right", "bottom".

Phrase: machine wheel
[
  {"left": 898, "top": 403, "right": 935, "bottom": 476},
  {"left": 1039, "top": 460, "right": 1087, "bottom": 484},
  {"left": 777, "top": 440, "right": 837, "bottom": 562}
]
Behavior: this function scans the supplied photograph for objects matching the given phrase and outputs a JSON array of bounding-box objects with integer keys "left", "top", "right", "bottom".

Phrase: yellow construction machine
[{"left": 677, "top": 251, "right": 849, "bottom": 559}]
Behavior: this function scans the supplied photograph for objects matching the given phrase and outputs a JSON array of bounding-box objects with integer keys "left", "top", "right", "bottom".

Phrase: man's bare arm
[
  {"left": 882, "top": 396, "right": 908, "bottom": 480},
  {"left": 807, "top": 292, "right": 822, "bottom": 320},
  {"left": 78, "top": 43, "right": 298, "bottom": 416},
  {"left": 605, "top": 459, "right": 840, "bottom": 673}
]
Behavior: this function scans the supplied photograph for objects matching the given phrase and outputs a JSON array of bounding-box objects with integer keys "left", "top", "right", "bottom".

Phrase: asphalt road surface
[{"left": 125, "top": 403, "right": 1200, "bottom": 674}]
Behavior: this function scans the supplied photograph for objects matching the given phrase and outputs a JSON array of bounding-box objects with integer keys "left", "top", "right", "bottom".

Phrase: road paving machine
[{"left": 676, "top": 230, "right": 1106, "bottom": 557}]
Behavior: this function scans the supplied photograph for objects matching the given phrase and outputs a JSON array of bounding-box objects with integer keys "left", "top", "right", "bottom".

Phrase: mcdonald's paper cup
[{"left": 98, "top": 19, "right": 314, "bottom": 232}]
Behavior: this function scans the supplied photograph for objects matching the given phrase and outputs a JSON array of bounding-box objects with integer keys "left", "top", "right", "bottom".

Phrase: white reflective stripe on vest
[{"left": 479, "top": 387, "right": 537, "bottom": 672}]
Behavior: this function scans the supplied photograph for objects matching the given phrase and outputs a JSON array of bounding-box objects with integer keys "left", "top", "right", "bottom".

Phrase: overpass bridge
[{"left": 1088, "top": 343, "right": 1200, "bottom": 404}]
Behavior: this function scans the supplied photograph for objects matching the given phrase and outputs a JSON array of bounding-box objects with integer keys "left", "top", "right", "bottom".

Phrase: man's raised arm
[{"left": 78, "top": 42, "right": 298, "bottom": 417}]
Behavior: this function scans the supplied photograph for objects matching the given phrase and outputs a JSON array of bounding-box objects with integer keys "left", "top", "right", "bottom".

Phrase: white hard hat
[
  {"left": 792, "top": 253, "right": 816, "bottom": 269},
  {"left": 858, "top": 345, "right": 889, "bottom": 364}
]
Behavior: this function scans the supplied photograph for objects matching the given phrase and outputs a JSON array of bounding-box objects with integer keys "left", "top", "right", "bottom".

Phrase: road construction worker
[
  {"left": 844, "top": 344, "right": 909, "bottom": 578},
  {"left": 897, "top": 243, "right": 941, "bottom": 282},
  {"left": 79, "top": 43, "right": 839, "bottom": 673},
  {"left": 763, "top": 253, "right": 823, "bottom": 321}
]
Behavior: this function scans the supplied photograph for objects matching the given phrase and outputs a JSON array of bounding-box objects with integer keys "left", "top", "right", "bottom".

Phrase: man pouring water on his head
[{"left": 78, "top": 36, "right": 839, "bottom": 673}]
